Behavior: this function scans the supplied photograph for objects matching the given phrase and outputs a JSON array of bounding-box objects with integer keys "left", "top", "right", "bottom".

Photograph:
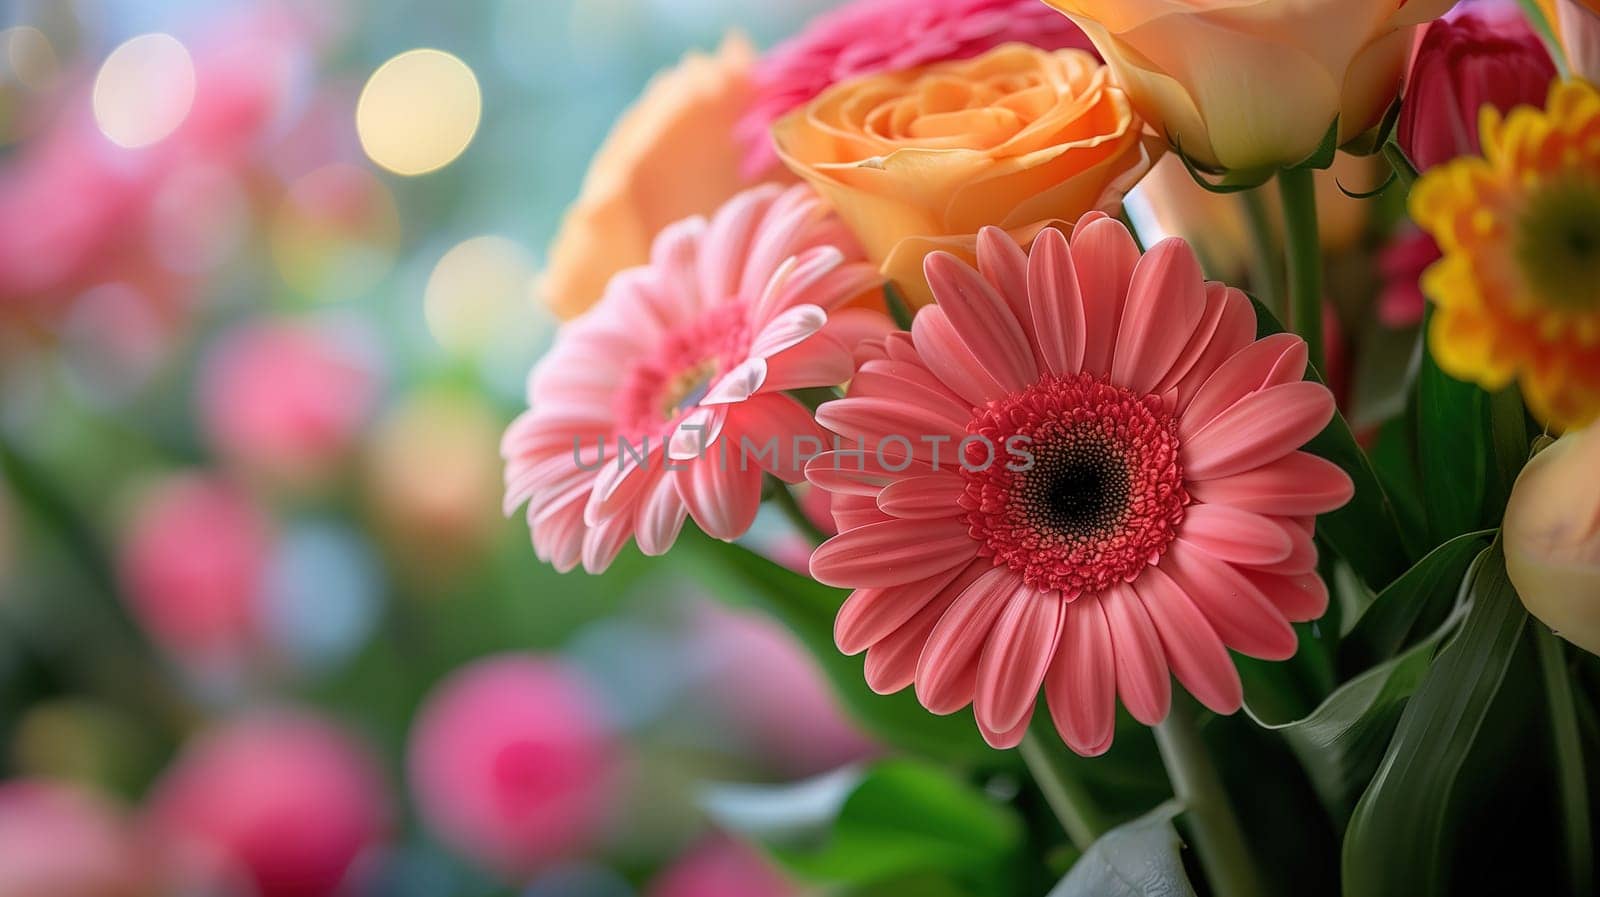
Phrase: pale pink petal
[
  {"left": 915, "top": 565, "right": 1020, "bottom": 714},
  {"left": 814, "top": 397, "right": 969, "bottom": 464},
  {"left": 1182, "top": 382, "right": 1335, "bottom": 481},
  {"left": 529, "top": 496, "right": 586, "bottom": 573},
  {"left": 749, "top": 304, "right": 828, "bottom": 359},
  {"left": 635, "top": 471, "right": 688, "bottom": 556},
  {"left": 700, "top": 358, "right": 768, "bottom": 405},
  {"left": 650, "top": 216, "right": 708, "bottom": 315},
  {"left": 1186, "top": 452, "right": 1354, "bottom": 517},
  {"left": 911, "top": 307, "right": 1009, "bottom": 406},
  {"left": 1026, "top": 226, "right": 1086, "bottom": 377},
  {"left": 677, "top": 451, "right": 763, "bottom": 541},
  {"left": 817, "top": 308, "right": 896, "bottom": 355},
  {"left": 877, "top": 474, "right": 968, "bottom": 519},
  {"left": 835, "top": 562, "right": 969, "bottom": 655},
  {"left": 810, "top": 518, "right": 978, "bottom": 587},
  {"left": 1102, "top": 584, "right": 1171, "bottom": 726},
  {"left": 1133, "top": 566, "right": 1242, "bottom": 714},
  {"left": 727, "top": 393, "right": 825, "bottom": 483},
  {"left": 923, "top": 252, "right": 1037, "bottom": 391},
  {"left": 581, "top": 510, "right": 637, "bottom": 574},
  {"left": 1045, "top": 594, "right": 1117, "bottom": 757},
  {"left": 582, "top": 451, "right": 653, "bottom": 526},
  {"left": 749, "top": 245, "right": 843, "bottom": 326},
  {"left": 975, "top": 589, "right": 1065, "bottom": 736},
  {"left": 1162, "top": 541, "right": 1298, "bottom": 660},
  {"left": 696, "top": 184, "right": 781, "bottom": 305},
  {"left": 738, "top": 186, "right": 824, "bottom": 299},
  {"left": 1069, "top": 215, "right": 1140, "bottom": 378},
  {"left": 1111, "top": 238, "right": 1206, "bottom": 395},
  {"left": 1180, "top": 333, "right": 1309, "bottom": 437},
  {"left": 668, "top": 405, "right": 729, "bottom": 461},
  {"left": 1179, "top": 503, "right": 1295, "bottom": 566},
  {"left": 760, "top": 336, "right": 854, "bottom": 394}
]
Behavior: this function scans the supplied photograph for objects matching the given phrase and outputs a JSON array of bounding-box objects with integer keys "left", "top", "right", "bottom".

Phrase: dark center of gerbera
[
  {"left": 1515, "top": 176, "right": 1600, "bottom": 312},
  {"left": 959, "top": 372, "right": 1187, "bottom": 598},
  {"left": 613, "top": 302, "right": 751, "bottom": 439}
]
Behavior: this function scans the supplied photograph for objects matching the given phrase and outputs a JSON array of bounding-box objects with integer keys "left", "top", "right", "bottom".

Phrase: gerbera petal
[
  {"left": 877, "top": 474, "right": 968, "bottom": 519},
  {"left": 860, "top": 561, "right": 986, "bottom": 694},
  {"left": 976, "top": 712, "right": 1035, "bottom": 751},
  {"left": 975, "top": 589, "right": 1065, "bottom": 737},
  {"left": 1182, "top": 382, "right": 1335, "bottom": 480},
  {"left": 1173, "top": 286, "right": 1257, "bottom": 412},
  {"left": 738, "top": 185, "right": 824, "bottom": 298},
  {"left": 924, "top": 251, "right": 1038, "bottom": 390},
  {"left": 1026, "top": 226, "right": 1087, "bottom": 376},
  {"left": 731, "top": 393, "right": 827, "bottom": 483},
  {"left": 806, "top": 451, "right": 935, "bottom": 496},
  {"left": 814, "top": 397, "right": 969, "bottom": 462},
  {"left": 1069, "top": 214, "right": 1140, "bottom": 378},
  {"left": 976, "top": 226, "right": 1036, "bottom": 348},
  {"left": 1179, "top": 503, "right": 1295, "bottom": 566},
  {"left": 678, "top": 451, "right": 763, "bottom": 541},
  {"left": 696, "top": 183, "right": 781, "bottom": 305},
  {"left": 1112, "top": 238, "right": 1206, "bottom": 395},
  {"left": 1245, "top": 518, "right": 1319, "bottom": 576},
  {"left": 761, "top": 334, "right": 854, "bottom": 394},
  {"left": 1152, "top": 281, "right": 1231, "bottom": 396},
  {"left": 668, "top": 405, "right": 729, "bottom": 461},
  {"left": 1133, "top": 566, "right": 1242, "bottom": 714},
  {"left": 1242, "top": 569, "right": 1329, "bottom": 623},
  {"left": 817, "top": 307, "right": 897, "bottom": 355},
  {"left": 749, "top": 245, "right": 843, "bottom": 326},
  {"left": 635, "top": 470, "right": 688, "bottom": 556},
  {"left": 1045, "top": 593, "right": 1117, "bottom": 756},
  {"left": 583, "top": 451, "right": 653, "bottom": 526},
  {"left": 916, "top": 566, "right": 1021, "bottom": 714},
  {"left": 835, "top": 562, "right": 969, "bottom": 655},
  {"left": 1163, "top": 540, "right": 1298, "bottom": 660},
  {"left": 581, "top": 510, "right": 637, "bottom": 574},
  {"left": 1181, "top": 333, "right": 1309, "bottom": 437},
  {"left": 1102, "top": 583, "right": 1171, "bottom": 726},
  {"left": 911, "top": 307, "right": 1010, "bottom": 406},
  {"left": 700, "top": 357, "right": 768, "bottom": 405},
  {"left": 750, "top": 304, "right": 828, "bottom": 359},
  {"left": 1186, "top": 451, "right": 1354, "bottom": 516},
  {"left": 810, "top": 518, "right": 978, "bottom": 587}
]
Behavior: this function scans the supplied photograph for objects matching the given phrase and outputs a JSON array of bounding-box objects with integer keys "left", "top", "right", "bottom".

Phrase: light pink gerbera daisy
[
  {"left": 503, "top": 183, "right": 888, "bottom": 573},
  {"left": 806, "top": 215, "right": 1353, "bottom": 754}
]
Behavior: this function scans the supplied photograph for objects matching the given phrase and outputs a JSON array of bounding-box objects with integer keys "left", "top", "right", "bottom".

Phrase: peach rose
[
  {"left": 772, "top": 43, "right": 1155, "bottom": 306},
  {"left": 540, "top": 33, "right": 767, "bottom": 319},
  {"left": 1042, "top": 0, "right": 1455, "bottom": 173},
  {"left": 1505, "top": 426, "right": 1600, "bottom": 656}
]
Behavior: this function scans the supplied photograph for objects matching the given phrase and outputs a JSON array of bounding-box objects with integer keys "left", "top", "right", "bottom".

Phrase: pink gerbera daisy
[
  {"left": 503, "top": 183, "right": 887, "bottom": 573},
  {"left": 806, "top": 215, "right": 1353, "bottom": 754},
  {"left": 736, "top": 0, "right": 1094, "bottom": 178}
]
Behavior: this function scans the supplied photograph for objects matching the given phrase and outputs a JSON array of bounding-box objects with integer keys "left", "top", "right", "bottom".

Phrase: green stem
[
  {"left": 1019, "top": 727, "right": 1107, "bottom": 852},
  {"left": 1536, "top": 625, "right": 1593, "bottom": 897},
  {"left": 1153, "top": 698, "right": 1264, "bottom": 897},
  {"left": 1382, "top": 140, "right": 1418, "bottom": 193},
  {"left": 1239, "top": 187, "right": 1284, "bottom": 317},
  {"left": 1277, "top": 166, "right": 1324, "bottom": 373},
  {"left": 767, "top": 477, "right": 828, "bottom": 547}
]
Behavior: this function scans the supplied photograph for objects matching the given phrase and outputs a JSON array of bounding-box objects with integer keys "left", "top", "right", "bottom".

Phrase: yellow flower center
[{"left": 1515, "top": 176, "right": 1600, "bottom": 312}]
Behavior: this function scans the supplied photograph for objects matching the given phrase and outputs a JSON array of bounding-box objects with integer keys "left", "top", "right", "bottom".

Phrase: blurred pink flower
[
  {"left": 647, "top": 836, "right": 794, "bottom": 897},
  {"left": 0, "top": 780, "right": 151, "bottom": 897},
  {"left": 408, "top": 656, "right": 620, "bottom": 881},
  {"left": 502, "top": 183, "right": 887, "bottom": 572},
  {"left": 1378, "top": 229, "right": 1442, "bottom": 328},
  {"left": 117, "top": 473, "right": 272, "bottom": 674},
  {"left": 1398, "top": 2, "right": 1556, "bottom": 170},
  {"left": 691, "top": 602, "right": 875, "bottom": 777},
  {"left": 199, "top": 319, "right": 381, "bottom": 488},
  {"left": 736, "top": 0, "right": 1095, "bottom": 176},
  {"left": 144, "top": 710, "right": 390, "bottom": 897}
]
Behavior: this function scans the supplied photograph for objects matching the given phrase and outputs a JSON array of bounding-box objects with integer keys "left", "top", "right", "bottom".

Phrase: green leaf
[
  {"left": 1046, "top": 802, "right": 1197, "bottom": 897},
  {"left": 1250, "top": 298, "right": 1412, "bottom": 590},
  {"left": 680, "top": 531, "right": 1005, "bottom": 765},
  {"left": 1339, "top": 530, "right": 1494, "bottom": 674},
  {"left": 1417, "top": 324, "right": 1495, "bottom": 544},
  {"left": 770, "top": 760, "right": 1026, "bottom": 894},
  {"left": 884, "top": 282, "right": 916, "bottom": 331},
  {"left": 1341, "top": 543, "right": 1529, "bottom": 897}
]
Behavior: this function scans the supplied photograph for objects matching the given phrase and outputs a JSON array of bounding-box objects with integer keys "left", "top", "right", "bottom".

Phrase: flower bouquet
[{"left": 512, "top": 0, "right": 1600, "bottom": 894}]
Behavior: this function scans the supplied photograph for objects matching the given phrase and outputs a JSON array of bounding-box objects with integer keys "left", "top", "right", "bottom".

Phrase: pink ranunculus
[
  {"left": 648, "top": 836, "right": 795, "bottom": 897},
  {"left": 1378, "top": 229, "right": 1443, "bottom": 328},
  {"left": 143, "top": 709, "right": 390, "bottom": 897},
  {"left": 199, "top": 319, "right": 381, "bottom": 488},
  {"left": 690, "top": 602, "right": 876, "bottom": 777},
  {"left": 408, "top": 655, "right": 620, "bottom": 881},
  {"left": 1398, "top": 2, "right": 1557, "bottom": 170},
  {"left": 117, "top": 473, "right": 272, "bottom": 675},
  {"left": 0, "top": 780, "right": 151, "bottom": 897},
  {"left": 736, "top": 0, "right": 1095, "bottom": 177}
]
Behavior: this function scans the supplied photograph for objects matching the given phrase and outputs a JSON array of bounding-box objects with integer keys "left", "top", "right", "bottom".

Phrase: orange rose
[
  {"left": 540, "top": 33, "right": 768, "bottom": 319},
  {"left": 772, "top": 43, "right": 1155, "bottom": 306},
  {"left": 1042, "top": 0, "right": 1454, "bottom": 173}
]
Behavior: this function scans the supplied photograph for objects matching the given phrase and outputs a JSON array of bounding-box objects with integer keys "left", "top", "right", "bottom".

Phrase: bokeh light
[
  {"left": 271, "top": 163, "right": 401, "bottom": 300},
  {"left": 1, "top": 25, "right": 59, "bottom": 90},
  {"left": 424, "top": 235, "right": 537, "bottom": 354},
  {"left": 92, "top": 33, "right": 196, "bottom": 149},
  {"left": 356, "top": 49, "right": 481, "bottom": 176}
]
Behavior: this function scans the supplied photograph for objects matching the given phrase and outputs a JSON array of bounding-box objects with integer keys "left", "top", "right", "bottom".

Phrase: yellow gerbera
[{"left": 1411, "top": 78, "right": 1600, "bottom": 429}]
